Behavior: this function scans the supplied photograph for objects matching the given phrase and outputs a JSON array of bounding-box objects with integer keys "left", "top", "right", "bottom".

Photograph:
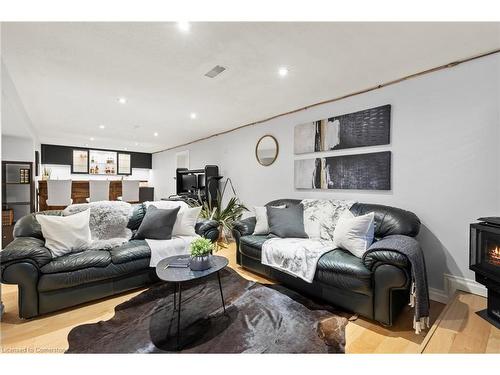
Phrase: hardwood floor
[
  {"left": 0, "top": 242, "right": 463, "bottom": 354},
  {"left": 422, "top": 291, "right": 500, "bottom": 353}
]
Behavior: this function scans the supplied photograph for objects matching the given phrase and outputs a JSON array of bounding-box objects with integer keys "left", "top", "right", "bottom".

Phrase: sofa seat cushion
[
  {"left": 41, "top": 250, "right": 111, "bottom": 274},
  {"left": 109, "top": 240, "right": 151, "bottom": 264},
  {"left": 239, "top": 235, "right": 372, "bottom": 295},
  {"left": 38, "top": 258, "right": 150, "bottom": 292},
  {"left": 315, "top": 249, "right": 372, "bottom": 295},
  {"left": 239, "top": 235, "right": 268, "bottom": 260}
]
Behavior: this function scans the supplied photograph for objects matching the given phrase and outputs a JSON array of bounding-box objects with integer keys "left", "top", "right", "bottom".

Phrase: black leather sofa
[
  {"left": 232, "top": 199, "right": 421, "bottom": 326},
  {"left": 0, "top": 204, "right": 219, "bottom": 319}
]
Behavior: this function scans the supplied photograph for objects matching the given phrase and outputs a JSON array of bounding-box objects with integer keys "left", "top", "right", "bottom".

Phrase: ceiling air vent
[{"left": 204, "top": 65, "right": 226, "bottom": 78}]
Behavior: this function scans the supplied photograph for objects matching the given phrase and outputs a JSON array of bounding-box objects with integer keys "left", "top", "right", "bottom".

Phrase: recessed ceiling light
[
  {"left": 278, "top": 67, "right": 289, "bottom": 77},
  {"left": 99, "top": 125, "right": 105, "bottom": 129},
  {"left": 177, "top": 21, "right": 191, "bottom": 33},
  {"left": 124, "top": 148, "right": 128, "bottom": 151},
  {"left": 90, "top": 137, "right": 95, "bottom": 141},
  {"left": 190, "top": 112, "right": 197, "bottom": 119},
  {"left": 135, "top": 142, "right": 139, "bottom": 146},
  {"left": 118, "top": 97, "right": 127, "bottom": 104},
  {"left": 154, "top": 132, "right": 158, "bottom": 137}
]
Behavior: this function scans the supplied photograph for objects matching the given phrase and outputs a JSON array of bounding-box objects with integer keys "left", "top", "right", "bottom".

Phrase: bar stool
[
  {"left": 86, "top": 180, "right": 110, "bottom": 203},
  {"left": 46, "top": 180, "right": 73, "bottom": 209},
  {"left": 117, "top": 180, "right": 140, "bottom": 203}
]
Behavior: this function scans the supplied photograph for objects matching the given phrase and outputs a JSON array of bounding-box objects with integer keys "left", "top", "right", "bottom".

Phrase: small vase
[{"left": 189, "top": 255, "right": 212, "bottom": 271}]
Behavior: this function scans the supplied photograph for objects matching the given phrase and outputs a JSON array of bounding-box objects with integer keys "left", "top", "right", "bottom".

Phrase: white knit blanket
[
  {"left": 147, "top": 235, "right": 199, "bottom": 267},
  {"left": 262, "top": 238, "right": 335, "bottom": 283}
]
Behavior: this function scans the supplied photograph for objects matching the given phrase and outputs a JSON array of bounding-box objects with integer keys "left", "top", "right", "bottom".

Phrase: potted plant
[
  {"left": 42, "top": 167, "right": 51, "bottom": 180},
  {"left": 189, "top": 237, "right": 215, "bottom": 271},
  {"left": 190, "top": 178, "right": 248, "bottom": 248}
]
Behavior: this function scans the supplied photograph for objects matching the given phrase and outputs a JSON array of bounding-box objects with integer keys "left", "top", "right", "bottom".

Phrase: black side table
[{"left": 155, "top": 255, "right": 229, "bottom": 350}]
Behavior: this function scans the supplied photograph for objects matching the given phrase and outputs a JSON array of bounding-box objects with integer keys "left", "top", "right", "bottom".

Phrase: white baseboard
[
  {"left": 444, "top": 273, "right": 487, "bottom": 298},
  {"left": 429, "top": 287, "right": 449, "bottom": 304},
  {"left": 428, "top": 274, "right": 487, "bottom": 304}
]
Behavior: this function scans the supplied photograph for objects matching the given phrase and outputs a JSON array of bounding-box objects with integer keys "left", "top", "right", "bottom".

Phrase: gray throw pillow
[
  {"left": 134, "top": 205, "right": 180, "bottom": 240},
  {"left": 267, "top": 204, "right": 308, "bottom": 238}
]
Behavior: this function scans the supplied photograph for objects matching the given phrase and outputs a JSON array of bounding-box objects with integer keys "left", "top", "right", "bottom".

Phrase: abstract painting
[
  {"left": 294, "top": 104, "right": 391, "bottom": 154},
  {"left": 294, "top": 151, "right": 391, "bottom": 190}
]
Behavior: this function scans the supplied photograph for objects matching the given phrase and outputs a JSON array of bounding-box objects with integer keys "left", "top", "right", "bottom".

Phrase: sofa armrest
[
  {"left": 362, "top": 238, "right": 410, "bottom": 271},
  {"left": 195, "top": 219, "right": 220, "bottom": 243},
  {"left": 2, "top": 262, "right": 40, "bottom": 318},
  {"left": 232, "top": 217, "right": 256, "bottom": 238},
  {"left": 0, "top": 237, "right": 52, "bottom": 271},
  {"left": 13, "top": 210, "right": 62, "bottom": 239}
]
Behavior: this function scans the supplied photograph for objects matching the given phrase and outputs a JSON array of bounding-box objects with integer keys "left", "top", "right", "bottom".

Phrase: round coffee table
[{"left": 155, "top": 255, "right": 229, "bottom": 350}]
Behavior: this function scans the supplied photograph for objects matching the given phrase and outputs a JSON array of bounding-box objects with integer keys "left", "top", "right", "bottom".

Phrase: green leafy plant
[
  {"left": 189, "top": 178, "right": 248, "bottom": 246},
  {"left": 190, "top": 237, "right": 214, "bottom": 257}
]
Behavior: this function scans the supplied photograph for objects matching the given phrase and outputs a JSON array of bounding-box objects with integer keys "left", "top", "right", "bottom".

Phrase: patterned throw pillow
[{"left": 301, "top": 199, "right": 355, "bottom": 241}]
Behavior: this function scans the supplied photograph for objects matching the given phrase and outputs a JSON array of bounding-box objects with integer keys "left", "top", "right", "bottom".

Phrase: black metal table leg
[
  {"left": 217, "top": 271, "right": 226, "bottom": 314},
  {"left": 173, "top": 284, "right": 177, "bottom": 311},
  {"left": 177, "top": 282, "right": 182, "bottom": 350}
]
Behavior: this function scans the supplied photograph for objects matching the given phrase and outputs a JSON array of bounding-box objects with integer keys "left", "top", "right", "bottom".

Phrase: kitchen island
[{"left": 37, "top": 180, "right": 153, "bottom": 211}]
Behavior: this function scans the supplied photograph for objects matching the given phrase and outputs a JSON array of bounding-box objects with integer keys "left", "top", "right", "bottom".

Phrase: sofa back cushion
[
  {"left": 265, "top": 199, "right": 420, "bottom": 238},
  {"left": 350, "top": 202, "right": 420, "bottom": 237},
  {"left": 13, "top": 203, "right": 146, "bottom": 240},
  {"left": 13, "top": 210, "right": 63, "bottom": 240},
  {"left": 127, "top": 203, "right": 147, "bottom": 231},
  {"left": 13, "top": 204, "right": 147, "bottom": 240}
]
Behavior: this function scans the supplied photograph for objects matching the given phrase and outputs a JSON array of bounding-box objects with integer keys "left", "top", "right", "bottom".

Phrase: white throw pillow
[
  {"left": 172, "top": 206, "right": 202, "bottom": 236},
  {"left": 145, "top": 200, "right": 189, "bottom": 211},
  {"left": 332, "top": 211, "right": 375, "bottom": 258},
  {"left": 37, "top": 209, "right": 92, "bottom": 258},
  {"left": 253, "top": 205, "right": 286, "bottom": 235}
]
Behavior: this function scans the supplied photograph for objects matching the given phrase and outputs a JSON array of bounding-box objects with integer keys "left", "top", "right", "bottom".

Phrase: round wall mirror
[{"left": 255, "top": 135, "right": 279, "bottom": 166}]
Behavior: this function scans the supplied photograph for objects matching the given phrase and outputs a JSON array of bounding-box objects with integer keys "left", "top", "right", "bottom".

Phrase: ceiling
[{"left": 2, "top": 22, "right": 499, "bottom": 153}]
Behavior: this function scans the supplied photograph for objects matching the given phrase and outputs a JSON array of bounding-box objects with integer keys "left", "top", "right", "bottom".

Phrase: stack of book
[{"left": 165, "top": 257, "right": 190, "bottom": 269}]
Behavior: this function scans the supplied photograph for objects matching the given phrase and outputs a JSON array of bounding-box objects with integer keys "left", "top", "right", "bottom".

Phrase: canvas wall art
[
  {"left": 294, "top": 104, "right": 391, "bottom": 154},
  {"left": 294, "top": 151, "right": 391, "bottom": 190}
]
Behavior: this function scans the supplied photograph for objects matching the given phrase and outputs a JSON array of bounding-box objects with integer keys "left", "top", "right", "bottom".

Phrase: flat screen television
[{"left": 181, "top": 174, "right": 198, "bottom": 191}]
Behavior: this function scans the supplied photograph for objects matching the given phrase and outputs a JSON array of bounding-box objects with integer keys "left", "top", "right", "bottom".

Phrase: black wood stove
[{"left": 470, "top": 217, "right": 500, "bottom": 328}]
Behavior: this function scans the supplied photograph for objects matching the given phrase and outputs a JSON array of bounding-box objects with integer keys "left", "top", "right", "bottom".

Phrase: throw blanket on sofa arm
[
  {"left": 63, "top": 201, "right": 133, "bottom": 250},
  {"left": 364, "top": 234, "right": 430, "bottom": 334}
]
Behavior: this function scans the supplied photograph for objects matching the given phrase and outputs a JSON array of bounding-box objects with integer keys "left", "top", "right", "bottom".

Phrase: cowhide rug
[{"left": 66, "top": 268, "right": 348, "bottom": 353}]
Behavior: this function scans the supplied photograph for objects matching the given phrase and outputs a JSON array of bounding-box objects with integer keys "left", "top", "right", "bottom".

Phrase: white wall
[
  {"left": 152, "top": 54, "right": 500, "bottom": 294},
  {"left": 41, "top": 164, "right": 151, "bottom": 181},
  {"left": 1, "top": 59, "right": 40, "bottom": 222},
  {"left": 1, "top": 135, "right": 35, "bottom": 162},
  {"left": 1, "top": 60, "right": 39, "bottom": 163}
]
